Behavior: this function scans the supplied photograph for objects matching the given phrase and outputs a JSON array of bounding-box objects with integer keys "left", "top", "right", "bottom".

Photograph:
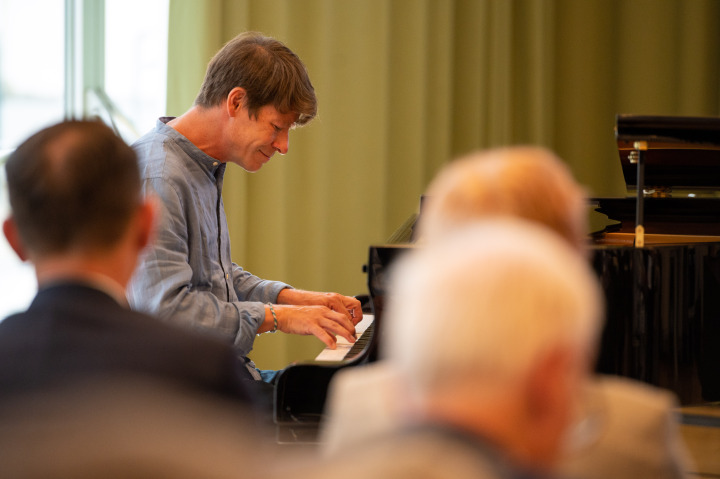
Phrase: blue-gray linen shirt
[{"left": 128, "top": 118, "right": 290, "bottom": 358}]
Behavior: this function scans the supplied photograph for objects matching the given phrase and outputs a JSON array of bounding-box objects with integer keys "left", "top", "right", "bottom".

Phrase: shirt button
[
  {"left": 226, "top": 273, "right": 229, "bottom": 279},
  {"left": 213, "top": 162, "right": 218, "bottom": 166}
]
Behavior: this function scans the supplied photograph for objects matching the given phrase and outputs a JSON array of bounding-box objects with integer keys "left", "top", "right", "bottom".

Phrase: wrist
[
  {"left": 277, "top": 287, "right": 301, "bottom": 305},
  {"left": 257, "top": 303, "right": 280, "bottom": 334},
  {"left": 267, "top": 303, "right": 278, "bottom": 333}
]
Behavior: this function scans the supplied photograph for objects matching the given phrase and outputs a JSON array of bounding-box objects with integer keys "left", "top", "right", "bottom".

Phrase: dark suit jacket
[{"left": 0, "top": 282, "right": 255, "bottom": 401}]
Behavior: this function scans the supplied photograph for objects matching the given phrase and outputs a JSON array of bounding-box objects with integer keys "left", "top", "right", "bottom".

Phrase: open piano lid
[
  {"left": 616, "top": 114, "right": 720, "bottom": 191},
  {"left": 592, "top": 115, "right": 720, "bottom": 237}
]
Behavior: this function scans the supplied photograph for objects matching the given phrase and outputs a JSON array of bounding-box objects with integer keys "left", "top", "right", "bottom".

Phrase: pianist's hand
[
  {"left": 258, "top": 289, "right": 363, "bottom": 349},
  {"left": 261, "top": 303, "right": 357, "bottom": 349},
  {"left": 276, "top": 289, "right": 363, "bottom": 325}
]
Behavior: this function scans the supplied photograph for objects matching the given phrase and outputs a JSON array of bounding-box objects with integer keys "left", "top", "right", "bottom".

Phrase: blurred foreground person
[
  {"left": 420, "top": 146, "right": 691, "bottom": 479},
  {"left": 0, "top": 120, "right": 266, "bottom": 477},
  {"left": 290, "top": 220, "right": 604, "bottom": 479},
  {"left": 0, "top": 378, "right": 264, "bottom": 479},
  {"left": 322, "top": 146, "right": 691, "bottom": 479},
  {"left": 418, "top": 146, "right": 587, "bottom": 251}
]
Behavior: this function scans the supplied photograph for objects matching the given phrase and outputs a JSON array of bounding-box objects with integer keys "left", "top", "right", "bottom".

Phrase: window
[
  {"left": 0, "top": 1, "right": 65, "bottom": 152},
  {"left": 104, "top": 0, "right": 169, "bottom": 143},
  {"left": 0, "top": 0, "right": 168, "bottom": 318},
  {"left": 0, "top": 0, "right": 64, "bottom": 317}
]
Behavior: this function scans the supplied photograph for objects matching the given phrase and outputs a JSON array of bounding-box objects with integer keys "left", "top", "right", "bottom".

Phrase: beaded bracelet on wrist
[{"left": 266, "top": 303, "right": 278, "bottom": 333}]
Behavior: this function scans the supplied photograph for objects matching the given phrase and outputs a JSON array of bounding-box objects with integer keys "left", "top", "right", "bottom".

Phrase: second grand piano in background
[{"left": 591, "top": 114, "right": 720, "bottom": 405}]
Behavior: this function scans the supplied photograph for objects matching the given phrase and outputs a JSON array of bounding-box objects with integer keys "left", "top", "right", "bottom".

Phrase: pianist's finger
[
  {"left": 343, "top": 297, "right": 363, "bottom": 325},
  {"left": 280, "top": 305, "right": 357, "bottom": 348},
  {"left": 308, "top": 314, "right": 355, "bottom": 349},
  {"left": 322, "top": 309, "right": 357, "bottom": 344},
  {"left": 326, "top": 295, "right": 363, "bottom": 325},
  {"left": 312, "top": 328, "right": 339, "bottom": 350}
]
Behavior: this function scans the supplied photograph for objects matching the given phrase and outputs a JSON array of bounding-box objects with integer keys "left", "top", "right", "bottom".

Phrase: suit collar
[{"left": 37, "top": 279, "right": 128, "bottom": 308}]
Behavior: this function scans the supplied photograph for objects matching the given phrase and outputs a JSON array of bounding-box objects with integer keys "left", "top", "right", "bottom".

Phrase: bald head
[{"left": 419, "top": 147, "right": 588, "bottom": 253}]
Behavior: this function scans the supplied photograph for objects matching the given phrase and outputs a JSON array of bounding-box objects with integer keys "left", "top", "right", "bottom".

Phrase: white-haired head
[{"left": 383, "top": 218, "right": 603, "bottom": 399}]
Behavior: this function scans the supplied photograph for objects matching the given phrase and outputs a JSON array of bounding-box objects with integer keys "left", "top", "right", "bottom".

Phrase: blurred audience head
[
  {"left": 3, "top": 119, "right": 154, "bottom": 286},
  {"left": 4, "top": 119, "right": 142, "bottom": 257},
  {"left": 383, "top": 220, "right": 604, "bottom": 471},
  {"left": 418, "top": 146, "right": 587, "bottom": 253}
]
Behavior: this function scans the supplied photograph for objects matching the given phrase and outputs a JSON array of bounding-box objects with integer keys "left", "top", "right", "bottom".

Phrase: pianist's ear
[{"left": 2, "top": 217, "right": 28, "bottom": 262}]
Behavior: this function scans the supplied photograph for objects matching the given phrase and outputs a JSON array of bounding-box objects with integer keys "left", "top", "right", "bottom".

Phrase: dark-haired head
[
  {"left": 4, "top": 120, "right": 141, "bottom": 257},
  {"left": 194, "top": 32, "right": 317, "bottom": 126}
]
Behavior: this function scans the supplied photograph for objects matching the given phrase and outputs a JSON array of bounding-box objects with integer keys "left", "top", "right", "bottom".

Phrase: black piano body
[
  {"left": 273, "top": 245, "right": 411, "bottom": 442},
  {"left": 591, "top": 114, "right": 720, "bottom": 405}
]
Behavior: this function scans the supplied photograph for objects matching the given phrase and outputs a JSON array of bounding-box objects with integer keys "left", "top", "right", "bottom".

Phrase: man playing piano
[{"left": 128, "top": 32, "right": 362, "bottom": 385}]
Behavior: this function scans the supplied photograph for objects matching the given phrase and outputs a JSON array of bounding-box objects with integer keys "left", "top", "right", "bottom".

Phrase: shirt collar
[{"left": 157, "top": 117, "right": 226, "bottom": 179}]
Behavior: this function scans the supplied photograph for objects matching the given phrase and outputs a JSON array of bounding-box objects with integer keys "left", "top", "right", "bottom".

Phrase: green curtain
[{"left": 167, "top": 0, "right": 720, "bottom": 369}]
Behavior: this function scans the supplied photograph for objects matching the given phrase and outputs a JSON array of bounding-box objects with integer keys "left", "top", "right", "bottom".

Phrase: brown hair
[
  {"left": 5, "top": 120, "right": 141, "bottom": 256},
  {"left": 194, "top": 32, "right": 317, "bottom": 126}
]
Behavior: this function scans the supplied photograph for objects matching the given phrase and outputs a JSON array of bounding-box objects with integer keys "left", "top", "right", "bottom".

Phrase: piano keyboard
[{"left": 314, "top": 314, "right": 374, "bottom": 362}]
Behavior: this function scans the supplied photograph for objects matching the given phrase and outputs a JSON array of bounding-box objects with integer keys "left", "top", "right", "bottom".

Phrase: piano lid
[{"left": 616, "top": 114, "right": 720, "bottom": 192}]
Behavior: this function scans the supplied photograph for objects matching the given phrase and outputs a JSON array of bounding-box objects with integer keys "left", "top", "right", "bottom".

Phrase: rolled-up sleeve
[{"left": 232, "top": 262, "right": 290, "bottom": 305}]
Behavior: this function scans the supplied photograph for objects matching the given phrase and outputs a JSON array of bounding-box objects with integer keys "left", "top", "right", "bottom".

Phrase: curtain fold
[{"left": 167, "top": 0, "right": 720, "bottom": 369}]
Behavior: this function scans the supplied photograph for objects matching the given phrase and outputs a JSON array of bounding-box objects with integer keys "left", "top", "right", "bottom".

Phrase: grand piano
[
  {"left": 591, "top": 114, "right": 720, "bottom": 405},
  {"left": 274, "top": 114, "right": 720, "bottom": 442}
]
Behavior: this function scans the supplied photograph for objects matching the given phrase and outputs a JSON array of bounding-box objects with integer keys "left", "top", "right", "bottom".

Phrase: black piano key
[{"left": 344, "top": 322, "right": 374, "bottom": 361}]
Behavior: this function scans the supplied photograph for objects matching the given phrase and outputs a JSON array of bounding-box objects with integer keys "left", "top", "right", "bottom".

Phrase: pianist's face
[{"left": 223, "top": 100, "right": 298, "bottom": 172}]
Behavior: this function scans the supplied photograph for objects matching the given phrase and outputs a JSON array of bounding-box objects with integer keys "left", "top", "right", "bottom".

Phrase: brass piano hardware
[
  {"left": 633, "top": 141, "right": 647, "bottom": 249},
  {"left": 634, "top": 224, "right": 645, "bottom": 247}
]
